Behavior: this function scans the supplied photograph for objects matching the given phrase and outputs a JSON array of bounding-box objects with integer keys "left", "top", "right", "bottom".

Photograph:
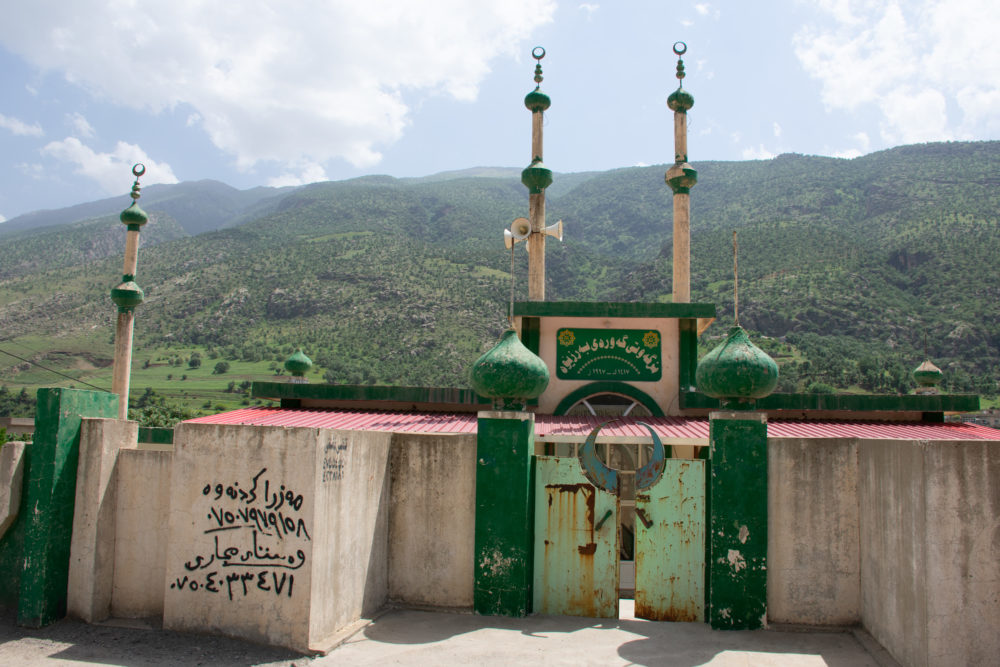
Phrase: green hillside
[{"left": 1, "top": 140, "right": 997, "bottom": 420}]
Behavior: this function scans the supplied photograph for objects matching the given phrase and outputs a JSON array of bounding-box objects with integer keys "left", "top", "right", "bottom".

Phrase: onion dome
[
  {"left": 470, "top": 329, "right": 549, "bottom": 411},
  {"left": 524, "top": 88, "right": 551, "bottom": 112},
  {"left": 665, "top": 162, "right": 698, "bottom": 194},
  {"left": 667, "top": 88, "right": 694, "bottom": 112},
  {"left": 119, "top": 201, "right": 148, "bottom": 228},
  {"left": 696, "top": 326, "right": 778, "bottom": 406},
  {"left": 284, "top": 349, "right": 313, "bottom": 377},
  {"left": 110, "top": 280, "right": 144, "bottom": 312},
  {"left": 912, "top": 360, "right": 943, "bottom": 392},
  {"left": 521, "top": 157, "right": 553, "bottom": 194}
]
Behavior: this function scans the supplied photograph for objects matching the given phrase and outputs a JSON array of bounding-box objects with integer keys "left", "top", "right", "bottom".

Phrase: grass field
[{"left": 0, "top": 335, "right": 324, "bottom": 417}]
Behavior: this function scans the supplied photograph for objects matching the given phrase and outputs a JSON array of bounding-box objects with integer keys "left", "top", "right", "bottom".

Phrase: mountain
[
  {"left": 0, "top": 180, "right": 296, "bottom": 240},
  {"left": 1, "top": 141, "right": 997, "bottom": 400}
]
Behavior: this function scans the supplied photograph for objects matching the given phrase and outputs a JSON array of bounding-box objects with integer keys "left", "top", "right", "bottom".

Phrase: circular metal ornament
[
  {"left": 577, "top": 419, "right": 666, "bottom": 495},
  {"left": 132, "top": 163, "right": 146, "bottom": 177},
  {"left": 532, "top": 46, "right": 546, "bottom": 60},
  {"left": 673, "top": 41, "right": 687, "bottom": 56}
]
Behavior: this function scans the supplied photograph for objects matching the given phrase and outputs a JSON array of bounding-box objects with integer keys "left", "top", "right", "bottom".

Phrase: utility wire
[{"left": 0, "top": 348, "right": 110, "bottom": 393}]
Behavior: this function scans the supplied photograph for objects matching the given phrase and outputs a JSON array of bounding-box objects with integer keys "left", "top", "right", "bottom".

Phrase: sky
[{"left": 1, "top": 0, "right": 998, "bottom": 221}]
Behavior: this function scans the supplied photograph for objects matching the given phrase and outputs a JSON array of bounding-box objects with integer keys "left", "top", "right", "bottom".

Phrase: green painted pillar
[
  {"left": 474, "top": 412, "right": 535, "bottom": 616},
  {"left": 706, "top": 410, "right": 768, "bottom": 630},
  {"left": 17, "top": 387, "right": 118, "bottom": 627}
]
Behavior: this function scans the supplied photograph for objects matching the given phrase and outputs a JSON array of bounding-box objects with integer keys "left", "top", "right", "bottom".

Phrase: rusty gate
[{"left": 532, "top": 421, "right": 705, "bottom": 621}]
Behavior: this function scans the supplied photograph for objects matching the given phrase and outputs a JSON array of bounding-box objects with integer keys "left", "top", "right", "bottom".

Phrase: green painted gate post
[
  {"left": 17, "top": 387, "right": 118, "bottom": 627},
  {"left": 473, "top": 411, "right": 535, "bottom": 616},
  {"left": 706, "top": 410, "right": 768, "bottom": 630}
]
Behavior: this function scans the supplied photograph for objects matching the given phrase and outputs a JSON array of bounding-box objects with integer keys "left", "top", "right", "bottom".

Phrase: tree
[
  {"left": 213, "top": 361, "right": 231, "bottom": 375},
  {"left": 188, "top": 352, "right": 201, "bottom": 369}
]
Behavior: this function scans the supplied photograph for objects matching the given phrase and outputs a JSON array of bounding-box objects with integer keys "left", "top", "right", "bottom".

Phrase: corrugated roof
[{"left": 185, "top": 408, "right": 1000, "bottom": 441}]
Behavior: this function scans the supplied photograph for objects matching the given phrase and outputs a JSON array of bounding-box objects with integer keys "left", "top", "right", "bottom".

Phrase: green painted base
[
  {"left": 707, "top": 412, "right": 768, "bottom": 630},
  {"left": 16, "top": 388, "right": 117, "bottom": 627},
  {"left": 473, "top": 413, "right": 535, "bottom": 617}
]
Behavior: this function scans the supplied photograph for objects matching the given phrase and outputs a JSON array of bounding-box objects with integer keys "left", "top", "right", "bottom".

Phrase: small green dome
[
  {"left": 120, "top": 201, "right": 148, "bottom": 227},
  {"left": 284, "top": 349, "right": 313, "bottom": 377},
  {"left": 521, "top": 158, "right": 553, "bottom": 194},
  {"left": 665, "top": 162, "right": 698, "bottom": 193},
  {"left": 696, "top": 326, "right": 778, "bottom": 406},
  {"left": 668, "top": 87, "right": 694, "bottom": 112},
  {"left": 110, "top": 280, "right": 144, "bottom": 312},
  {"left": 470, "top": 329, "right": 549, "bottom": 410},
  {"left": 524, "top": 88, "right": 551, "bottom": 112},
  {"left": 912, "top": 360, "right": 943, "bottom": 387}
]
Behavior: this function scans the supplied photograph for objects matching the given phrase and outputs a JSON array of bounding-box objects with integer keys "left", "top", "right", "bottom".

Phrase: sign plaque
[{"left": 556, "top": 328, "right": 662, "bottom": 381}]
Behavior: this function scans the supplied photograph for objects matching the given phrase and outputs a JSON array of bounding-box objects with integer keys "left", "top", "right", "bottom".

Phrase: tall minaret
[
  {"left": 110, "top": 164, "right": 148, "bottom": 420},
  {"left": 521, "top": 46, "right": 554, "bottom": 301},
  {"left": 665, "top": 42, "right": 698, "bottom": 303}
]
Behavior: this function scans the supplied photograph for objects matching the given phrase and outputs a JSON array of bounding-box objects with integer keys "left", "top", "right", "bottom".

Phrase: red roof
[{"left": 185, "top": 408, "right": 1000, "bottom": 441}]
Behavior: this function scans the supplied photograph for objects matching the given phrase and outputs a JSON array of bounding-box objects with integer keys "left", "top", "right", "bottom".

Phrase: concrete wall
[
  {"left": 0, "top": 441, "right": 26, "bottom": 538},
  {"left": 388, "top": 433, "right": 476, "bottom": 608},
  {"left": 860, "top": 440, "right": 1000, "bottom": 667},
  {"left": 768, "top": 436, "right": 1000, "bottom": 667},
  {"left": 767, "top": 438, "right": 860, "bottom": 625},
  {"left": 162, "top": 423, "right": 392, "bottom": 653},
  {"left": 111, "top": 448, "right": 172, "bottom": 618},
  {"left": 308, "top": 428, "right": 391, "bottom": 646},
  {"left": 67, "top": 418, "right": 137, "bottom": 622}
]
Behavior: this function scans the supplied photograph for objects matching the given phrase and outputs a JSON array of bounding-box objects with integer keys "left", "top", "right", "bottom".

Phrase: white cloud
[
  {"left": 694, "top": 3, "right": 720, "bottom": 19},
  {"left": 579, "top": 3, "right": 599, "bottom": 18},
  {"left": 41, "top": 137, "right": 179, "bottom": 194},
  {"left": 681, "top": 19, "right": 694, "bottom": 27},
  {"left": 0, "top": 213, "right": 6, "bottom": 223},
  {"left": 66, "top": 112, "right": 95, "bottom": 138},
  {"left": 268, "top": 161, "right": 329, "bottom": 187},
  {"left": 0, "top": 113, "right": 43, "bottom": 136},
  {"left": 0, "top": 1, "right": 555, "bottom": 175},
  {"left": 742, "top": 144, "right": 775, "bottom": 160},
  {"left": 17, "top": 162, "right": 44, "bottom": 179},
  {"left": 794, "top": 0, "right": 1000, "bottom": 146},
  {"left": 772, "top": 122, "right": 782, "bottom": 137}
]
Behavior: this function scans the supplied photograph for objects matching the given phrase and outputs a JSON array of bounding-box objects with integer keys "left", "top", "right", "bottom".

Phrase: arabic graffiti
[
  {"left": 556, "top": 328, "right": 662, "bottom": 381},
  {"left": 170, "top": 467, "right": 310, "bottom": 602},
  {"left": 322, "top": 436, "right": 348, "bottom": 483}
]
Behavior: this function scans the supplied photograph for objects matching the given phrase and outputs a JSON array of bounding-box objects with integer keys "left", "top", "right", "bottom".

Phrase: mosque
[{"left": 0, "top": 45, "right": 997, "bottom": 667}]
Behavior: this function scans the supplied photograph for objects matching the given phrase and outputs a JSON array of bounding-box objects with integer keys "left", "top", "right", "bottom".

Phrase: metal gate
[{"left": 533, "top": 421, "right": 705, "bottom": 621}]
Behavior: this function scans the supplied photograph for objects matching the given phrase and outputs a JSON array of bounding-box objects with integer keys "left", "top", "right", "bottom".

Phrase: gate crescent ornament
[{"left": 577, "top": 419, "right": 666, "bottom": 495}]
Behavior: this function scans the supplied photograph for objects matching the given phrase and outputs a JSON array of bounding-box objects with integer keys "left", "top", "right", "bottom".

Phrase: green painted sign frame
[{"left": 556, "top": 328, "right": 662, "bottom": 381}]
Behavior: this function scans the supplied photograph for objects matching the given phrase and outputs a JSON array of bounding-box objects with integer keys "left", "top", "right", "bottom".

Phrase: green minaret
[
  {"left": 522, "top": 46, "right": 554, "bottom": 301},
  {"left": 110, "top": 164, "right": 148, "bottom": 420},
  {"left": 665, "top": 42, "right": 698, "bottom": 303}
]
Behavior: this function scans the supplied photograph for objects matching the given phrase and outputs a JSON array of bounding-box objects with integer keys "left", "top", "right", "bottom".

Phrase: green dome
[
  {"left": 524, "top": 88, "right": 551, "bottom": 112},
  {"left": 284, "top": 349, "right": 313, "bottom": 377},
  {"left": 665, "top": 162, "right": 698, "bottom": 193},
  {"left": 912, "top": 360, "right": 943, "bottom": 387},
  {"left": 521, "top": 158, "right": 553, "bottom": 194},
  {"left": 119, "top": 201, "right": 148, "bottom": 227},
  {"left": 696, "top": 326, "right": 778, "bottom": 406},
  {"left": 667, "top": 87, "right": 694, "bottom": 112},
  {"left": 470, "top": 329, "right": 549, "bottom": 410},
  {"left": 110, "top": 280, "right": 144, "bottom": 312}
]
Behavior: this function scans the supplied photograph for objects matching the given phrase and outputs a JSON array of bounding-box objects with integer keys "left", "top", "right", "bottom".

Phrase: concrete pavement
[{"left": 0, "top": 602, "right": 898, "bottom": 666}]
